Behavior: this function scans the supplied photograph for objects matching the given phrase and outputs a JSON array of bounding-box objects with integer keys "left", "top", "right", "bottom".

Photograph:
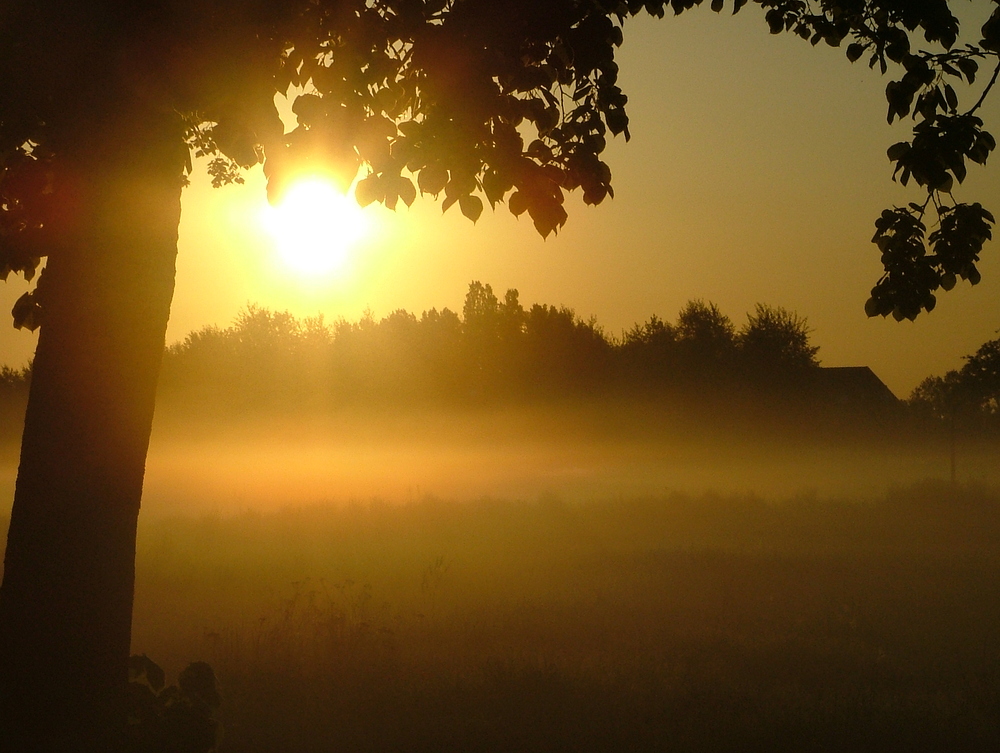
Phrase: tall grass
[{"left": 120, "top": 482, "right": 1000, "bottom": 752}]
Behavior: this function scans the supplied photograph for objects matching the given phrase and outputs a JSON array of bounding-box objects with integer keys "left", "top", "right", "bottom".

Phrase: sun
[{"left": 262, "top": 178, "right": 370, "bottom": 277}]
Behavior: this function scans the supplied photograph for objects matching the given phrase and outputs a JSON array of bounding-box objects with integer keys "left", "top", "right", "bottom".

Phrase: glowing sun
[{"left": 262, "top": 178, "right": 370, "bottom": 276}]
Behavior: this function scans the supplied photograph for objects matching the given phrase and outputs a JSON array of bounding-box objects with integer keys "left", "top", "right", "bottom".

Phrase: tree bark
[{"left": 0, "top": 106, "right": 187, "bottom": 752}]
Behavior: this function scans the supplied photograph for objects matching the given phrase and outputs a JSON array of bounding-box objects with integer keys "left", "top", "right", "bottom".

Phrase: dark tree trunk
[{"left": 0, "top": 106, "right": 187, "bottom": 752}]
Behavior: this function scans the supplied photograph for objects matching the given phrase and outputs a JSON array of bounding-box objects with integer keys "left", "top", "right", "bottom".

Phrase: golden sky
[{"left": 1, "top": 8, "right": 998, "bottom": 397}]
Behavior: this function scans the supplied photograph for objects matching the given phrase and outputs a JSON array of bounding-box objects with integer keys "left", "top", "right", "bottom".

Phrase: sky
[{"left": 1, "top": 6, "right": 998, "bottom": 398}]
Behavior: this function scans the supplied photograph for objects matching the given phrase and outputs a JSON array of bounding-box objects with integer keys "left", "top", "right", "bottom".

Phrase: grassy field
[
  {"left": 94, "top": 481, "right": 1000, "bottom": 752},
  {"left": 2, "top": 406, "right": 999, "bottom": 751}
]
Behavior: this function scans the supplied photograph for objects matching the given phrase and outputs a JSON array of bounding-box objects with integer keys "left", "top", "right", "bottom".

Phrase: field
[
  {"left": 2, "top": 409, "right": 999, "bottom": 751},
  {"left": 117, "top": 481, "right": 1000, "bottom": 753}
]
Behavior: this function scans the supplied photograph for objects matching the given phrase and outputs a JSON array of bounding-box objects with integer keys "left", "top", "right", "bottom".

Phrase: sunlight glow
[{"left": 262, "top": 178, "right": 370, "bottom": 277}]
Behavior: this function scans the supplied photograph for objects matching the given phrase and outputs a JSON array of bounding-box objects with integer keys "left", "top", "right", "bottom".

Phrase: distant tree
[
  {"left": 462, "top": 281, "right": 501, "bottom": 329},
  {"left": 622, "top": 315, "right": 675, "bottom": 350},
  {"left": 414, "top": 307, "right": 464, "bottom": 400},
  {"left": 2, "top": 1, "right": 998, "bottom": 748},
  {"left": 959, "top": 333, "right": 1000, "bottom": 415},
  {"left": 0, "top": 363, "right": 30, "bottom": 394},
  {"left": 675, "top": 300, "right": 737, "bottom": 375},
  {"left": 909, "top": 332, "right": 1000, "bottom": 421},
  {"left": 461, "top": 280, "right": 503, "bottom": 395},
  {"left": 522, "top": 303, "right": 611, "bottom": 394},
  {"left": 909, "top": 371, "right": 968, "bottom": 419},
  {"left": 328, "top": 310, "right": 377, "bottom": 398},
  {"left": 499, "top": 288, "right": 528, "bottom": 341},
  {"left": 0, "top": 365, "right": 31, "bottom": 445},
  {"left": 374, "top": 309, "right": 434, "bottom": 400},
  {"left": 460, "top": 281, "right": 530, "bottom": 396},
  {"left": 909, "top": 370, "right": 977, "bottom": 482},
  {"left": 909, "top": 332, "right": 1000, "bottom": 482},
  {"left": 160, "top": 306, "right": 334, "bottom": 409},
  {"left": 158, "top": 324, "right": 232, "bottom": 403},
  {"left": 618, "top": 315, "right": 678, "bottom": 386},
  {"left": 738, "top": 303, "right": 820, "bottom": 377}
]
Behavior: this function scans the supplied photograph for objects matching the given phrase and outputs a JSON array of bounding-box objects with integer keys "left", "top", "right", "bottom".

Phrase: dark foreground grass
[
  {"left": 121, "top": 480, "right": 1000, "bottom": 752},
  {"left": 12, "top": 481, "right": 1000, "bottom": 752}
]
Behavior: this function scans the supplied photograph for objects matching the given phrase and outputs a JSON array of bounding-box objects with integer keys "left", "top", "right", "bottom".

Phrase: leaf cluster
[
  {"left": 125, "top": 654, "right": 221, "bottom": 753},
  {"left": 2, "top": 1, "right": 998, "bottom": 323},
  {"left": 867, "top": 200, "right": 994, "bottom": 320},
  {"left": 718, "top": 2, "right": 1000, "bottom": 319}
]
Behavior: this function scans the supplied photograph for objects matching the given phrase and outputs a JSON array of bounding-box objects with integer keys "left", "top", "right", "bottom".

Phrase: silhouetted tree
[
  {"left": 675, "top": 300, "right": 737, "bottom": 378},
  {"left": 738, "top": 303, "right": 820, "bottom": 380},
  {"left": 909, "top": 371, "right": 975, "bottom": 482},
  {"left": 144, "top": 289, "right": 869, "bottom": 411},
  {"left": 910, "top": 333, "right": 1000, "bottom": 423},
  {"left": 0, "top": 365, "right": 30, "bottom": 446},
  {"left": 158, "top": 325, "right": 232, "bottom": 405},
  {"left": 622, "top": 315, "right": 675, "bottom": 350},
  {"left": 462, "top": 281, "right": 501, "bottom": 327},
  {"left": 522, "top": 303, "right": 612, "bottom": 395},
  {"left": 909, "top": 332, "right": 1000, "bottom": 481},
  {"left": 0, "top": 364, "right": 30, "bottom": 395},
  {"left": 910, "top": 372, "right": 969, "bottom": 419},
  {"left": 1, "top": 1, "right": 997, "bottom": 748},
  {"left": 414, "top": 307, "right": 465, "bottom": 401},
  {"left": 959, "top": 333, "right": 1000, "bottom": 415},
  {"left": 160, "top": 305, "right": 333, "bottom": 410},
  {"left": 459, "top": 282, "right": 533, "bottom": 397},
  {"left": 618, "top": 315, "right": 678, "bottom": 387},
  {"left": 461, "top": 281, "right": 503, "bottom": 396}
]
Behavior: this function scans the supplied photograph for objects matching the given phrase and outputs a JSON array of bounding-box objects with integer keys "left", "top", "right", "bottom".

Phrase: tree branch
[{"left": 966, "top": 55, "right": 1000, "bottom": 116}]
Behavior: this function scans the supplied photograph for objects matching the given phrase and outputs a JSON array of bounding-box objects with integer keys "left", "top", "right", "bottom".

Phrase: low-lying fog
[{"left": 4, "top": 404, "right": 989, "bottom": 518}]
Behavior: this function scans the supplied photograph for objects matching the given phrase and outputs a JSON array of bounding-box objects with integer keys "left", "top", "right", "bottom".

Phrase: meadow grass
[{"left": 114, "top": 481, "right": 1000, "bottom": 752}]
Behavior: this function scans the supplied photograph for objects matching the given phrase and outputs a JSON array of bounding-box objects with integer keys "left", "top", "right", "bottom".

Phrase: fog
[
  {"left": 113, "top": 401, "right": 987, "bottom": 516},
  {"left": 2, "top": 403, "right": 996, "bottom": 521}
]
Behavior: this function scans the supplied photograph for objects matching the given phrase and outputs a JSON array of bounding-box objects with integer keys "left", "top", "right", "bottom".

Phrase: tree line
[
  {"left": 909, "top": 333, "right": 1000, "bottom": 430},
  {"left": 16, "top": 280, "right": 996, "bottom": 429},
  {"left": 140, "top": 281, "right": 826, "bottom": 413},
  {"left": 13, "top": 282, "right": 996, "bottom": 428}
]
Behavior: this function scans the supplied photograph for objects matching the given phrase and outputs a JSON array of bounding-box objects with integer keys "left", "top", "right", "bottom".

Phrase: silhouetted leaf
[
  {"left": 508, "top": 191, "right": 528, "bottom": 217},
  {"left": 944, "top": 83, "right": 958, "bottom": 112},
  {"left": 355, "top": 174, "right": 382, "bottom": 207},
  {"left": 887, "top": 142, "right": 910, "bottom": 161},
  {"left": 396, "top": 176, "right": 416, "bottom": 207},
  {"left": 864, "top": 296, "right": 882, "bottom": 318},
  {"left": 178, "top": 661, "right": 221, "bottom": 710},
  {"left": 11, "top": 292, "right": 39, "bottom": 331},
  {"left": 128, "top": 654, "right": 166, "bottom": 692},
  {"left": 956, "top": 57, "right": 978, "bottom": 84},
  {"left": 459, "top": 194, "right": 483, "bottom": 223},
  {"left": 418, "top": 164, "right": 448, "bottom": 196}
]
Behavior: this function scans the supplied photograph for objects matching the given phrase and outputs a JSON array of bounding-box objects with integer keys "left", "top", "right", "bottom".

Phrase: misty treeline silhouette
[
  {"left": 909, "top": 331, "right": 1000, "bottom": 428},
  {"left": 148, "top": 281, "right": 826, "bottom": 412}
]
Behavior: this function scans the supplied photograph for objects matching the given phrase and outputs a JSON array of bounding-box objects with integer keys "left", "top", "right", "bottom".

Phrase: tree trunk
[{"left": 0, "top": 106, "right": 187, "bottom": 752}]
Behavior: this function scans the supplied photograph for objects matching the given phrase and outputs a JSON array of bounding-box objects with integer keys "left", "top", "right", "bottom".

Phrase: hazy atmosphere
[{"left": 3, "top": 2, "right": 1000, "bottom": 752}]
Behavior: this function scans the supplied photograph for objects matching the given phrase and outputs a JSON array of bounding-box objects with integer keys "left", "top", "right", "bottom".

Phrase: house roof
[{"left": 814, "top": 366, "right": 899, "bottom": 406}]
